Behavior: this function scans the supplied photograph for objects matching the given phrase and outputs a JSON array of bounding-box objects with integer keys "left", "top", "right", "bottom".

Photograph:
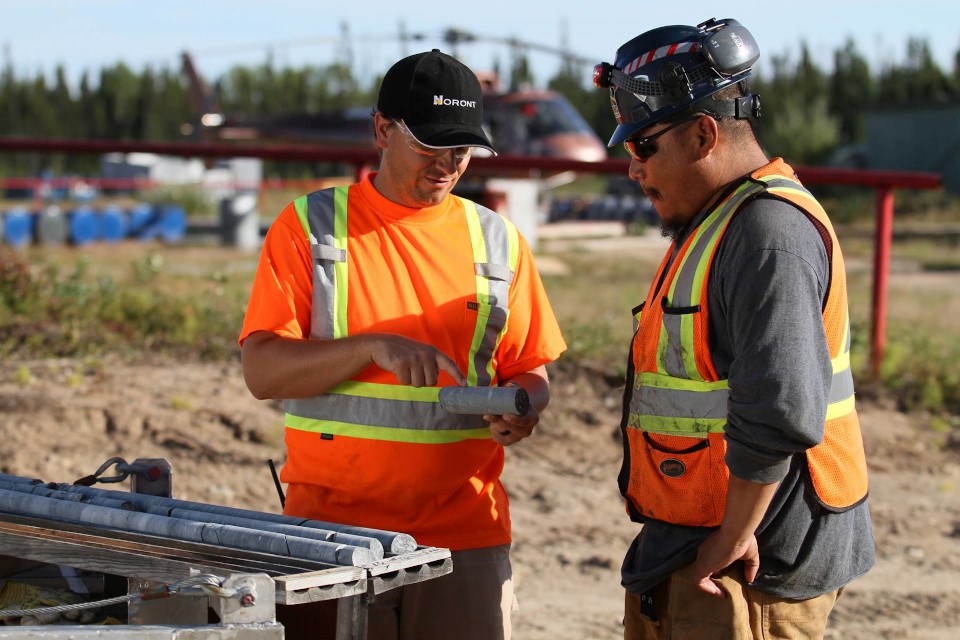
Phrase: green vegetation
[
  {"left": 879, "top": 335, "right": 960, "bottom": 414},
  {"left": 538, "top": 240, "right": 654, "bottom": 376},
  {"left": 0, "top": 246, "right": 251, "bottom": 360},
  {"left": 1, "top": 217, "right": 958, "bottom": 422}
]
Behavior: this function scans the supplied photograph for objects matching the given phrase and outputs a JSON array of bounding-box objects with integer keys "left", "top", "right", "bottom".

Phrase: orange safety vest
[{"left": 620, "top": 160, "right": 869, "bottom": 528}]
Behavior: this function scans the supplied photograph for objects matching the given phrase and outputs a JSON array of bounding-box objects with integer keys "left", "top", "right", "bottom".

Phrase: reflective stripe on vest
[{"left": 284, "top": 187, "right": 518, "bottom": 443}]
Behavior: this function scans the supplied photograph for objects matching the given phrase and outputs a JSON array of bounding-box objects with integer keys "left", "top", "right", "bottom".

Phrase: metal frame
[{"left": 0, "top": 513, "right": 451, "bottom": 639}]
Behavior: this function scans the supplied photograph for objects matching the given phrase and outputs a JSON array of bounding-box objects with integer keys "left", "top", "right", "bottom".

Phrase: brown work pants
[
  {"left": 624, "top": 563, "right": 843, "bottom": 640},
  {"left": 278, "top": 544, "right": 514, "bottom": 640}
]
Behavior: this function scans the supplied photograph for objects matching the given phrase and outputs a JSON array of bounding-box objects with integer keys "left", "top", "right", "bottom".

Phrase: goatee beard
[{"left": 660, "top": 221, "right": 686, "bottom": 242}]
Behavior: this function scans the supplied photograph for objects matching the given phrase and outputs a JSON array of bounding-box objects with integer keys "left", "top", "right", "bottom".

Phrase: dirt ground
[
  {"left": 1, "top": 230, "right": 959, "bottom": 638},
  {"left": 1, "top": 352, "right": 958, "bottom": 639}
]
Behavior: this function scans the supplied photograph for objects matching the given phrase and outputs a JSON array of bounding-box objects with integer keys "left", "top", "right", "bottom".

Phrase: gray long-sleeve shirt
[{"left": 620, "top": 192, "right": 875, "bottom": 600}]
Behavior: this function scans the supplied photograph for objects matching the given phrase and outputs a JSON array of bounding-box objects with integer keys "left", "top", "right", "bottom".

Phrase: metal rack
[{"left": 0, "top": 465, "right": 452, "bottom": 639}]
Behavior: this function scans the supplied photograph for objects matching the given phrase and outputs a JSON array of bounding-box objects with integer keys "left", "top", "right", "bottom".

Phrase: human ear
[
  {"left": 373, "top": 113, "right": 391, "bottom": 151},
  {"left": 697, "top": 115, "right": 720, "bottom": 159}
]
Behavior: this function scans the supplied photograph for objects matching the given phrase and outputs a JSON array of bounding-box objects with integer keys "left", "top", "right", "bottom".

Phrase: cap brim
[{"left": 407, "top": 121, "right": 498, "bottom": 156}]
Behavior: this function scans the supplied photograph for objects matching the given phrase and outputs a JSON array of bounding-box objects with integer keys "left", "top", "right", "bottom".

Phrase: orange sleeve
[
  {"left": 238, "top": 203, "right": 314, "bottom": 346},
  {"left": 495, "top": 233, "right": 567, "bottom": 380}
]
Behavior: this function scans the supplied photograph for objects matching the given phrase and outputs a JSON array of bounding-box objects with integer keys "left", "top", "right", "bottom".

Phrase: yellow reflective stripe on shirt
[
  {"left": 293, "top": 194, "right": 310, "bottom": 237},
  {"left": 330, "top": 380, "right": 441, "bottom": 402},
  {"left": 332, "top": 186, "right": 349, "bottom": 339},
  {"left": 285, "top": 414, "right": 490, "bottom": 443}
]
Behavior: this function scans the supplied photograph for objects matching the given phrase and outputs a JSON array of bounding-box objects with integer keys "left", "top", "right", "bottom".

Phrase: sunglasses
[
  {"left": 395, "top": 120, "right": 473, "bottom": 163},
  {"left": 623, "top": 115, "right": 701, "bottom": 162}
]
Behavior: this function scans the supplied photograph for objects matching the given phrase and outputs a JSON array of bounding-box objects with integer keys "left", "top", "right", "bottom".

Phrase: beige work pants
[
  {"left": 624, "top": 562, "right": 843, "bottom": 640},
  {"left": 369, "top": 544, "right": 514, "bottom": 640}
]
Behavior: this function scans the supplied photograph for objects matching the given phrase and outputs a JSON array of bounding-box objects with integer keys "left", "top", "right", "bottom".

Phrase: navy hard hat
[{"left": 594, "top": 17, "right": 761, "bottom": 146}]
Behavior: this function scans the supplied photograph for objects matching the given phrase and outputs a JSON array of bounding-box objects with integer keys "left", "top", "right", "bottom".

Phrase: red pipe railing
[{"left": 0, "top": 136, "right": 943, "bottom": 376}]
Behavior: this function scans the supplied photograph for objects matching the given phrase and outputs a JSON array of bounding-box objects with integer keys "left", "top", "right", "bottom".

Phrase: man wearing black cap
[{"left": 239, "top": 49, "right": 566, "bottom": 639}]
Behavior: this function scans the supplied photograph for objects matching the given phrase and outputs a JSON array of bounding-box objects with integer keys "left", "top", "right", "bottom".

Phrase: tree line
[{"left": 1, "top": 36, "right": 958, "bottom": 177}]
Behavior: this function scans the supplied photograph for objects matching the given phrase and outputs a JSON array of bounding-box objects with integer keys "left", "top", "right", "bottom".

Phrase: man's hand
[
  {"left": 369, "top": 335, "right": 466, "bottom": 387},
  {"left": 691, "top": 529, "right": 761, "bottom": 597},
  {"left": 486, "top": 404, "right": 540, "bottom": 446},
  {"left": 689, "top": 475, "right": 777, "bottom": 597},
  {"left": 485, "top": 368, "right": 551, "bottom": 446}
]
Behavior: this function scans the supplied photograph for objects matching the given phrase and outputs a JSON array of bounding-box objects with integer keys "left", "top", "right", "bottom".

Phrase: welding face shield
[{"left": 594, "top": 18, "right": 761, "bottom": 146}]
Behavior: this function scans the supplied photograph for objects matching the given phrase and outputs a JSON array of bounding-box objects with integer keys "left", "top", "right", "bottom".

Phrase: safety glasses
[
  {"left": 395, "top": 120, "right": 473, "bottom": 163},
  {"left": 623, "top": 115, "right": 700, "bottom": 161}
]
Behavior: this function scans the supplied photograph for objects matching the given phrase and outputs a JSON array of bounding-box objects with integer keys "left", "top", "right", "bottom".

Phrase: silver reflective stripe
[
  {"left": 829, "top": 367, "right": 855, "bottom": 405},
  {"left": 474, "top": 203, "right": 515, "bottom": 301},
  {"left": 828, "top": 316, "right": 855, "bottom": 405},
  {"left": 303, "top": 188, "right": 341, "bottom": 341},
  {"left": 660, "top": 313, "right": 685, "bottom": 378},
  {"left": 631, "top": 383, "right": 729, "bottom": 420},
  {"left": 288, "top": 393, "right": 485, "bottom": 431},
  {"left": 468, "top": 201, "right": 516, "bottom": 387},
  {"left": 312, "top": 244, "right": 346, "bottom": 262},
  {"left": 476, "top": 262, "right": 514, "bottom": 283}
]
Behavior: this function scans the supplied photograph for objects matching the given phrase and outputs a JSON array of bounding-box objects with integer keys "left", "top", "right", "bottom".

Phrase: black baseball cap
[{"left": 377, "top": 49, "right": 496, "bottom": 155}]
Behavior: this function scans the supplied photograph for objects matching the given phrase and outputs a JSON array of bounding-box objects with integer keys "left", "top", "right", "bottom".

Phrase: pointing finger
[{"left": 436, "top": 353, "right": 467, "bottom": 386}]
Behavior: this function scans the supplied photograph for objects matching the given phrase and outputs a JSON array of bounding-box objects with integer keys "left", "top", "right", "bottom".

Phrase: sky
[{"left": 2, "top": 1, "right": 958, "bottom": 91}]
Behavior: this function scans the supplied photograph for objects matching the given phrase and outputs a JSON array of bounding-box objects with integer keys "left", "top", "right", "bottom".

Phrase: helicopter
[{"left": 178, "top": 29, "right": 608, "bottom": 164}]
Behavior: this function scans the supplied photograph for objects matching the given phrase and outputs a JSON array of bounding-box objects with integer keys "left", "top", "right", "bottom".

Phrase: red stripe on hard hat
[
  {"left": 624, "top": 40, "right": 699, "bottom": 75},
  {"left": 623, "top": 42, "right": 700, "bottom": 75}
]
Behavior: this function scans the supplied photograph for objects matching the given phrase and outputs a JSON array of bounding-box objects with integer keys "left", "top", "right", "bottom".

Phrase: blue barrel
[
  {"left": 100, "top": 205, "right": 128, "bottom": 243},
  {"left": 68, "top": 205, "right": 101, "bottom": 246},
  {"left": 128, "top": 202, "right": 157, "bottom": 241},
  {"left": 2, "top": 207, "right": 33, "bottom": 248},
  {"left": 157, "top": 204, "right": 186, "bottom": 243}
]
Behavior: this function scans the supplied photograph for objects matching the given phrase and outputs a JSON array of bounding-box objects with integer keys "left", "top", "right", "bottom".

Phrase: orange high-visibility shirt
[{"left": 239, "top": 174, "right": 566, "bottom": 549}]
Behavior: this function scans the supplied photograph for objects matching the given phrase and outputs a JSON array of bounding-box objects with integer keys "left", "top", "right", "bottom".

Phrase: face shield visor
[{"left": 605, "top": 59, "right": 720, "bottom": 145}]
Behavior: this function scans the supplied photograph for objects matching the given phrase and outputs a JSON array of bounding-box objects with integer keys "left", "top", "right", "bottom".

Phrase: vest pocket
[{"left": 624, "top": 429, "right": 728, "bottom": 527}]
